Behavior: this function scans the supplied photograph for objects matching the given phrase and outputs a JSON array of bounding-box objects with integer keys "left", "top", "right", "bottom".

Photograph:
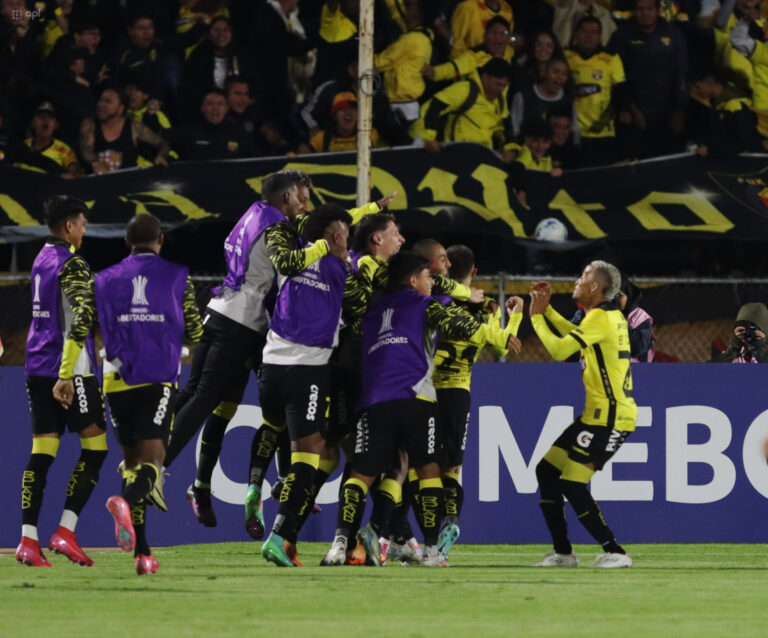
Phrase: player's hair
[
  {"left": 386, "top": 251, "right": 430, "bottom": 290},
  {"left": 279, "top": 169, "right": 313, "bottom": 189},
  {"left": 485, "top": 15, "right": 511, "bottom": 32},
  {"left": 126, "top": 214, "right": 162, "bottom": 245},
  {"left": 352, "top": 213, "right": 396, "bottom": 253},
  {"left": 261, "top": 172, "right": 298, "bottom": 203},
  {"left": 303, "top": 204, "right": 352, "bottom": 242},
  {"left": 44, "top": 195, "right": 88, "bottom": 231},
  {"left": 575, "top": 14, "right": 602, "bottom": 33},
  {"left": 447, "top": 245, "right": 475, "bottom": 281},
  {"left": 591, "top": 260, "right": 622, "bottom": 300},
  {"left": 412, "top": 238, "right": 442, "bottom": 260},
  {"left": 480, "top": 57, "right": 512, "bottom": 79}
]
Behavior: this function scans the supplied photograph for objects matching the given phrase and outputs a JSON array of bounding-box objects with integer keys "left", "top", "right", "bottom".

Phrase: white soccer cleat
[
  {"left": 531, "top": 551, "right": 579, "bottom": 567},
  {"left": 593, "top": 552, "right": 633, "bottom": 568},
  {"left": 320, "top": 536, "right": 348, "bottom": 566},
  {"left": 387, "top": 537, "right": 423, "bottom": 564},
  {"left": 420, "top": 545, "right": 449, "bottom": 567}
]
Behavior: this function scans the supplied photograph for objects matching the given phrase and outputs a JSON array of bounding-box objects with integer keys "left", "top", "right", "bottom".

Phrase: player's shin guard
[
  {"left": 416, "top": 478, "right": 443, "bottom": 547},
  {"left": 370, "top": 478, "right": 401, "bottom": 539},
  {"left": 390, "top": 469, "right": 418, "bottom": 543},
  {"left": 442, "top": 472, "right": 463, "bottom": 525},
  {"left": 560, "top": 478, "right": 624, "bottom": 554},
  {"left": 196, "top": 407, "right": 233, "bottom": 486},
  {"left": 334, "top": 478, "right": 368, "bottom": 544},
  {"left": 289, "top": 457, "right": 338, "bottom": 542},
  {"left": 248, "top": 421, "right": 282, "bottom": 487},
  {"left": 275, "top": 428, "right": 291, "bottom": 479},
  {"left": 122, "top": 463, "right": 159, "bottom": 506},
  {"left": 131, "top": 500, "right": 151, "bottom": 557},
  {"left": 63, "top": 434, "right": 107, "bottom": 519},
  {"left": 536, "top": 459, "right": 572, "bottom": 555},
  {"left": 21, "top": 438, "right": 59, "bottom": 531},
  {"left": 271, "top": 453, "right": 319, "bottom": 540}
]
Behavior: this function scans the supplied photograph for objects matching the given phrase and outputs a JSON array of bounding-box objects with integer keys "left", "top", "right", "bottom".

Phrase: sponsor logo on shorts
[
  {"left": 153, "top": 386, "right": 171, "bottom": 426},
  {"left": 427, "top": 416, "right": 436, "bottom": 455},
  {"left": 354, "top": 415, "right": 368, "bottom": 454},
  {"left": 74, "top": 376, "right": 88, "bottom": 414},
  {"left": 306, "top": 384, "right": 319, "bottom": 422},
  {"left": 606, "top": 429, "right": 622, "bottom": 452},
  {"left": 577, "top": 431, "right": 594, "bottom": 448}
]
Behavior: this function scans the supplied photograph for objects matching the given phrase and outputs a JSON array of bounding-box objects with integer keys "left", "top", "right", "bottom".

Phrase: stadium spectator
[
  {"left": 729, "top": 16, "right": 768, "bottom": 113},
  {"left": 301, "top": 92, "right": 382, "bottom": 153},
  {"left": 225, "top": 77, "right": 287, "bottom": 156},
  {"left": 511, "top": 29, "right": 565, "bottom": 90},
  {"left": 609, "top": 0, "right": 689, "bottom": 158},
  {"left": 1, "top": 0, "right": 42, "bottom": 129},
  {"left": 713, "top": 302, "right": 768, "bottom": 363},
  {"left": 511, "top": 118, "right": 563, "bottom": 175},
  {"left": 167, "top": 88, "right": 253, "bottom": 160},
  {"left": 565, "top": 15, "right": 627, "bottom": 165},
  {"left": 450, "top": 0, "right": 515, "bottom": 58},
  {"left": 373, "top": 0, "right": 437, "bottom": 126},
  {"left": 410, "top": 58, "right": 514, "bottom": 152},
  {"left": 314, "top": 0, "right": 358, "bottom": 86},
  {"left": 423, "top": 15, "right": 515, "bottom": 83},
  {"left": 250, "top": 0, "right": 320, "bottom": 120},
  {"left": 23, "top": 102, "right": 81, "bottom": 176},
  {"left": 80, "top": 87, "right": 170, "bottom": 174},
  {"left": 181, "top": 17, "right": 250, "bottom": 120},
  {"left": 39, "top": 0, "right": 74, "bottom": 59},
  {"left": 547, "top": 108, "right": 581, "bottom": 168},
  {"left": 175, "top": 0, "right": 227, "bottom": 56},
  {"left": 47, "top": 17, "right": 107, "bottom": 89},
  {"left": 553, "top": 0, "right": 617, "bottom": 48},
  {"left": 110, "top": 11, "right": 166, "bottom": 102},
  {"left": 511, "top": 56, "right": 576, "bottom": 138}
]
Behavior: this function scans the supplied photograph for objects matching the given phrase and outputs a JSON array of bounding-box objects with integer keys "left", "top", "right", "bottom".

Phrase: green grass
[{"left": 1, "top": 543, "right": 767, "bottom": 638}]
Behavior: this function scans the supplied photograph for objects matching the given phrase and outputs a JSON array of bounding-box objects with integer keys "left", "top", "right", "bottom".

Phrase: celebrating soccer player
[
  {"left": 54, "top": 214, "right": 203, "bottom": 574},
  {"left": 529, "top": 261, "right": 637, "bottom": 568},
  {"left": 16, "top": 196, "right": 107, "bottom": 568}
]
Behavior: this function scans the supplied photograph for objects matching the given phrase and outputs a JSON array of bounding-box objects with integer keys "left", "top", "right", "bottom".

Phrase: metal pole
[{"left": 356, "top": 0, "right": 374, "bottom": 207}]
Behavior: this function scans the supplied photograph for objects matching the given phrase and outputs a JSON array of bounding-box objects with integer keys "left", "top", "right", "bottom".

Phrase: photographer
[{"left": 714, "top": 303, "right": 768, "bottom": 363}]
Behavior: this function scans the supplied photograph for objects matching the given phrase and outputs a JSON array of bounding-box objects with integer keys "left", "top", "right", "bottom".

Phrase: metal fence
[{"left": 1, "top": 273, "right": 766, "bottom": 366}]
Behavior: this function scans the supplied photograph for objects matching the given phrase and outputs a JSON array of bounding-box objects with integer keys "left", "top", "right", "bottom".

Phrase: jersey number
[{"left": 437, "top": 343, "right": 479, "bottom": 371}]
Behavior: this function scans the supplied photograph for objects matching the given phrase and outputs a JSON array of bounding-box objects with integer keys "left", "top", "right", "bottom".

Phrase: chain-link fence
[{"left": 1, "top": 274, "right": 766, "bottom": 365}]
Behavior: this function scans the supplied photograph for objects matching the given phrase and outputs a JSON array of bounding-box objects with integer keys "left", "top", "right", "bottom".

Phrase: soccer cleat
[
  {"left": 48, "top": 527, "right": 93, "bottom": 566},
  {"left": 15, "top": 537, "right": 52, "bottom": 567},
  {"left": 186, "top": 484, "right": 216, "bottom": 527},
  {"left": 594, "top": 552, "right": 633, "bottom": 568},
  {"left": 106, "top": 495, "right": 136, "bottom": 552},
  {"left": 345, "top": 541, "right": 366, "bottom": 565},
  {"left": 378, "top": 537, "right": 390, "bottom": 566},
  {"left": 244, "top": 483, "right": 265, "bottom": 540},
  {"left": 357, "top": 524, "right": 382, "bottom": 567},
  {"left": 284, "top": 540, "right": 303, "bottom": 567},
  {"left": 437, "top": 523, "right": 460, "bottom": 559},
  {"left": 146, "top": 470, "right": 168, "bottom": 512},
  {"left": 421, "top": 545, "right": 449, "bottom": 567},
  {"left": 531, "top": 551, "right": 579, "bottom": 567},
  {"left": 261, "top": 532, "right": 295, "bottom": 567},
  {"left": 320, "top": 536, "right": 348, "bottom": 566},
  {"left": 134, "top": 554, "right": 159, "bottom": 575}
]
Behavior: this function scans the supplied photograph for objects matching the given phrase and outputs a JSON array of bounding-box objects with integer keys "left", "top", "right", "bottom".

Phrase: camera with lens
[{"left": 742, "top": 325, "right": 758, "bottom": 343}]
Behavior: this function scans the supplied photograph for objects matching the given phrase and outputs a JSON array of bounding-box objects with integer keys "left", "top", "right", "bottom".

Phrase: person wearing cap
[
  {"left": 23, "top": 102, "right": 81, "bottom": 177},
  {"left": 304, "top": 91, "right": 381, "bottom": 153},
  {"left": 714, "top": 303, "right": 768, "bottom": 363}
]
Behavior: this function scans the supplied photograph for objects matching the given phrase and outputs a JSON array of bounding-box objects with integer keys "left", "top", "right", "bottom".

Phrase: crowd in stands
[{"left": 2, "top": 0, "right": 768, "bottom": 187}]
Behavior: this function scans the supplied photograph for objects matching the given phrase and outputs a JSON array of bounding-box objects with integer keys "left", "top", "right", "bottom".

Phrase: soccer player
[
  {"left": 16, "top": 196, "right": 107, "bottom": 568},
  {"left": 323, "top": 251, "right": 520, "bottom": 567},
  {"left": 54, "top": 214, "right": 203, "bottom": 574},
  {"left": 259, "top": 204, "right": 367, "bottom": 567},
  {"left": 529, "top": 261, "right": 636, "bottom": 568},
  {"left": 433, "top": 245, "right": 523, "bottom": 559}
]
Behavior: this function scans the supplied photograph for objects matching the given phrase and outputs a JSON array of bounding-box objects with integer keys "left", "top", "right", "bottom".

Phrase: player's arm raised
[{"left": 427, "top": 299, "right": 521, "bottom": 354}]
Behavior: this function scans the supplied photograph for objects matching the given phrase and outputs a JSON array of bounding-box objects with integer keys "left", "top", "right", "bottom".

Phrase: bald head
[{"left": 126, "top": 214, "right": 163, "bottom": 251}]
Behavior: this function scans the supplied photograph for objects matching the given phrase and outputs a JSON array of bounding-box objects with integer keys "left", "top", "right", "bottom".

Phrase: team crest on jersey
[
  {"left": 131, "top": 275, "right": 149, "bottom": 306},
  {"left": 227, "top": 141, "right": 239, "bottom": 152},
  {"left": 661, "top": 37, "right": 671, "bottom": 46},
  {"left": 379, "top": 308, "right": 394, "bottom": 334},
  {"left": 306, "top": 260, "right": 322, "bottom": 273},
  {"left": 592, "top": 70, "right": 603, "bottom": 80}
]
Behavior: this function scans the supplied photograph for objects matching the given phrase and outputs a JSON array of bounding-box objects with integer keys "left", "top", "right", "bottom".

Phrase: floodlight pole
[{"left": 356, "top": 0, "right": 375, "bottom": 207}]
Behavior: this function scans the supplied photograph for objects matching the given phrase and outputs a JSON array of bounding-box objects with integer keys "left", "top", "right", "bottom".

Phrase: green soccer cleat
[
  {"left": 245, "top": 483, "right": 265, "bottom": 540},
  {"left": 357, "top": 524, "right": 383, "bottom": 567},
  {"left": 437, "top": 523, "right": 461, "bottom": 559},
  {"left": 261, "top": 533, "right": 295, "bottom": 567}
]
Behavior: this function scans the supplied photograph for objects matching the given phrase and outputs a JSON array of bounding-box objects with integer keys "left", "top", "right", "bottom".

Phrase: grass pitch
[{"left": 1, "top": 543, "right": 767, "bottom": 638}]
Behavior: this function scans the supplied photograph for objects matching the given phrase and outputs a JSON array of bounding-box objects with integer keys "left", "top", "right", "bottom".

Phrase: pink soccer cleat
[
  {"left": 48, "top": 527, "right": 93, "bottom": 566},
  {"left": 106, "top": 495, "right": 136, "bottom": 552}
]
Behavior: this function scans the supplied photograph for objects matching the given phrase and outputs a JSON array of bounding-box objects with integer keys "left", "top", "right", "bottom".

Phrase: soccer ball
[{"left": 534, "top": 218, "right": 568, "bottom": 242}]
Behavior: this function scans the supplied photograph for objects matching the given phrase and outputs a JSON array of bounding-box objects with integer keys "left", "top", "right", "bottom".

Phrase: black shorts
[
  {"left": 437, "top": 388, "right": 471, "bottom": 468},
  {"left": 258, "top": 363, "right": 330, "bottom": 441},
  {"left": 352, "top": 399, "right": 440, "bottom": 477},
  {"left": 553, "top": 420, "right": 631, "bottom": 470},
  {"left": 107, "top": 384, "right": 177, "bottom": 448},
  {"left": 325, "top": 363, "right": 362, "bottom": 445},
  {"left": 26, "top": 375, "right": 105, "bottom": 435}
]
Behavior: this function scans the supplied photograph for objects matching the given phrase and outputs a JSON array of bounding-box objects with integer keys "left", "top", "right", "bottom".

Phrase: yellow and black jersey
[
  {"left": 531, "top": 302, "right": 637, "bottom": 431},
  {"left": 564, "top": 48, "right": 625, "bottom": 138},
  {"left": 434, "top": 298, "right": 521, "bottom": 391},
  {"left": 23, "top": 137, "right": 78, "bottom": 171}
]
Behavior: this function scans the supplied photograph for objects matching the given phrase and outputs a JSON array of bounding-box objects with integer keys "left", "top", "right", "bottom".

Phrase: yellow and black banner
[{"left": 2, "top": 144, "right": 768, "bottom": 243}]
